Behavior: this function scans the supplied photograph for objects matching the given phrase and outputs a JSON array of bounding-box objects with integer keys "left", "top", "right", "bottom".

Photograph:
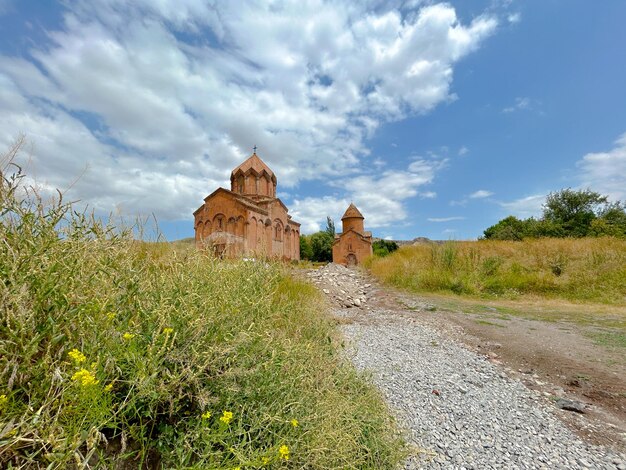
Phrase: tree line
[{"left": 483, "top": 188, "right": 626, "bottom": 240}]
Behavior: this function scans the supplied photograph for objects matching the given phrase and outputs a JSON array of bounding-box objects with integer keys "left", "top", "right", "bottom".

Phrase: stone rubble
[
  {"left": 305, "top": 263, "right": 626, "bottom": 469},
  {"left": 305, "top": 262, "right": 372, "bottom": 309}
]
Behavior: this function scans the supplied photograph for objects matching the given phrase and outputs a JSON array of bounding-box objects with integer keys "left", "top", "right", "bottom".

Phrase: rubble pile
[{"left": 305, "top": 263, "right": 373, "bottom": 309}]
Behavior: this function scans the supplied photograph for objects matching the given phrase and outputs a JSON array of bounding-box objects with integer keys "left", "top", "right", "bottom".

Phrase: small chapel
[
  {"left": 332, "top": 203, "right": 373, "bottom": 266},
  {"left": 193, "top": 151, "right": 301, "bottom": 260}
]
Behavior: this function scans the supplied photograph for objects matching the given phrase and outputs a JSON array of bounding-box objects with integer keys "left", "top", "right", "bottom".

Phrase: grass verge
[{"left": 0, "top": 143, "right": 404, "bottom": 468}]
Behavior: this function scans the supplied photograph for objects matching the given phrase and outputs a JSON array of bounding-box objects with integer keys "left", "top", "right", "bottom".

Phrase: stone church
[
  {"left": 332, "top": 203, "right": 373, "bottom": 266},
  {"left": 193, "top": 151, "right": 301, "bottom": 260}
]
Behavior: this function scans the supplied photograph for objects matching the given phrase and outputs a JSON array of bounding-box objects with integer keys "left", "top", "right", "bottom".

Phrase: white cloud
[
  {"left": 292, "top": 157, "right": 446, "bottom": 233},
  {"left": 502, "top": 96, "right": 532, "bottom": 113},
  {"left": 449, "top": 199, "right": 467, "bottom": 207},
  {"left": 0, "top": 0, "right": 498, "bottom": 224},
  {"left": 289, "top": 196, "right": 350, "bottom": 233},
  {"left": 469, "top": 189, "right": 493, "bottom": 199},
  {"left": 427, "top": 216, "right": 465, "bottom": 222},
  {"left": 458, "top": 146, "right": 469, "bottom": 156},
  {"left": 576, "top": 132, "right": 626, "bottom": 202},
  {"left": 498, "top": 194, "right": 545, "bottom": 218},
  {"left": 488, "top": 133, "right": 626, "bottom": 222},
  {"left": 507, "top": 13, "right": 521, "bottom": 24}
]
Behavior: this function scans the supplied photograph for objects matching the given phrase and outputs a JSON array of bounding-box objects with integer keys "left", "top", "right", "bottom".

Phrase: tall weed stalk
[{"left": 0, "top": 139, "right": 404, "bottom": 468}]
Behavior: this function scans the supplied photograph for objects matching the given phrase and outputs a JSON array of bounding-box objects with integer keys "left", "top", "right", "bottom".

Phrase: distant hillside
[{"left": 373, "top": 237, "right": 439, "bottom": 246}]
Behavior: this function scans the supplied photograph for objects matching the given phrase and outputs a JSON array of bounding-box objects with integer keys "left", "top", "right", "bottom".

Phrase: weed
[{"left": 0, "top": 139, "right": 404, "bottom": 468}]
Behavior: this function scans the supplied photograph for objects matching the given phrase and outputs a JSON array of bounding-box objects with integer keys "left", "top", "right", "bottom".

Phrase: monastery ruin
[{"left": 193, "top": 152, "right": 301, "bottom": 260}]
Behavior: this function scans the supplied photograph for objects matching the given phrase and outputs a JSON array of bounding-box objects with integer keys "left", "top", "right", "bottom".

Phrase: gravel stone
[{"left": 306, "top": 265, "right": 626, "bottom": 469}]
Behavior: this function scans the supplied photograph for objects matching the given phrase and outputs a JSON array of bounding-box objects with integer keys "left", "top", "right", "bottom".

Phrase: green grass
[
  {"left": 474, "top": 319, "right": 505, "bottom": 328},
  {"left": 0, "top": 144, "right": 404, "bottom": 468},
  {"left": 588, "top": 331, "right": 626, "bottom": 349},
  {"left": 366, "top": 239, "right": 626, "bottom": 305}
]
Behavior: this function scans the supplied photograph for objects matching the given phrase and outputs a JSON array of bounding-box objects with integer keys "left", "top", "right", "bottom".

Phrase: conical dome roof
[
  {"left": 341, "top": 203, "right": 364, "bottom": 220},
  {"left": 231, "top": 152, "right": 276, "bottom": 182}
]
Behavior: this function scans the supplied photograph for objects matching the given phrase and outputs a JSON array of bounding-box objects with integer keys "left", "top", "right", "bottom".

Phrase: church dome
[
  {"left": 231, "top": 152, "right": 277, "bottom": 183},
  {"left": 341, "top": 203, "right": 364, "bottom": 220}
]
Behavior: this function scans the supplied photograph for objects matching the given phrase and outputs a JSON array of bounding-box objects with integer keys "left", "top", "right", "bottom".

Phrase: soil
[{"left": 302, "top": 265, "right": 626, "bottom": 454}]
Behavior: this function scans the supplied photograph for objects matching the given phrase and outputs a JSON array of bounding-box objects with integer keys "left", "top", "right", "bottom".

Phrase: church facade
[
  {"left": 332, "top": 203, "right": 372, "bottom": 266},
  {"left": 193, "top": 152, "right": 301, "bottom": 260}
]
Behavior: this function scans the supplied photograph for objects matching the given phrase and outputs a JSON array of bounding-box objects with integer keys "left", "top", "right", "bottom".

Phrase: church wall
[
  {"left": 195, "top": 154, "right": 300, "bottom": 261},
  {"left": 342, "top": 218, "right": 364, "bottom": 233},
  {"left": 332, "top": 230, "right": 372, "bottom": 266}
]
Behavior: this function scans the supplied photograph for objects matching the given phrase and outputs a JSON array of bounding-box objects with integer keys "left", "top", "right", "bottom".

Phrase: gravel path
[{"left": 308, "top": 264, "right": 626, "bottom": 469}]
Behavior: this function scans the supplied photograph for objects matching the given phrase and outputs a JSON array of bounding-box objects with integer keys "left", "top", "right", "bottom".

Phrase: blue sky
[{"left": 1, "top": 0, "right": 625, "bottom": 241}]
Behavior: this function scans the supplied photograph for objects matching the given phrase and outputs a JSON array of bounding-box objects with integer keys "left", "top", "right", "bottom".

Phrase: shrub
[{"left": 372, "top": 240, "right": 399, "bottom": 257}]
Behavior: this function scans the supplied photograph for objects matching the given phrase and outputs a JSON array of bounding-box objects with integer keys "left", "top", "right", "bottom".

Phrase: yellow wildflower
[
  {"left": 219, "top": 410, "right": 233, "bottom": 425},
  {"left": 201, "top": 411, "right": 211, "bottom": 419},
  {"left": 104, "top": 383, "right": 113, "bottom": 392},
  {"left": 123, "top": 333, "right": 136, "bottom": 340},
  {"left": 68, "top": 349, "right": 86, "bottom": 363},
  {"left": 0, "top": 394, "right": 7, "bottom": 407},
  {"left": 106, "top": 312, "right": 116, "bottom": 321},
  {"left": 71, "top": 369, "right": 99, "bottom": 386},
  {"left": 262, "top": 456, "right": 271, "bottom": 465},
  {"left": 290, "top": 418, "right": 299, "bottom": 427},
  {"left": 163, "top": 327, "right": 174, "bottom": 335},
  {"left": 279, "top": 445, "right": 290, "bottom": 461}
]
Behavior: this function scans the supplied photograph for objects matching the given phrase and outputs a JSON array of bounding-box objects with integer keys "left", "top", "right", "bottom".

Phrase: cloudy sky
[{"left": 1, "top": 0, "right": 625, "bottom": 240}]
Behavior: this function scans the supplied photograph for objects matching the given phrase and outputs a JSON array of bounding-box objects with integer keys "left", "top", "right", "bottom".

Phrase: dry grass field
[{"left": 367, "top": 238, "right": 626, "bottom": 306}]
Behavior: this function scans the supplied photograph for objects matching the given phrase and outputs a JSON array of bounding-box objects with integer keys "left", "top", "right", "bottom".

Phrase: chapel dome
[
  {"left": 231, "top": 152, "right": 276, "bottom": 183},
  {"left": 341, "top": 203, "right": 364, "bottom": 220}
]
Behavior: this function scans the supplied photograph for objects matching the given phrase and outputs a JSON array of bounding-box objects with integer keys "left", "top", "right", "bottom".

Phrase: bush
[
  {"left": 0, "top": 141, "right": 404, "bottom": 468},
  {"left": 372, "top": 240, "right": 399, "bottom": 257}
]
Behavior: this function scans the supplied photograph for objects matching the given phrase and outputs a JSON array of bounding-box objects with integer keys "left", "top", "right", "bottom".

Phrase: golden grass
[{"left": 367, "top": 238, "right": 626, "bottom": 305}]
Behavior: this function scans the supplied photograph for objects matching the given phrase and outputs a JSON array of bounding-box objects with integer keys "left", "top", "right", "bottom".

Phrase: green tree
[
  {"left": 310, "top": 231, "right": 333, "bottom": 262},
  {"left": 372, "top": 239, "right": 399, "bottom": 257},
  {"left": 483, "top": 189, "right": 625, "bottom": 240},
  {"left": 483, "top": 216, "right": 529, "bottom": 240},
  {"left": 299, "top": 235, "right": 314, "bottom": 260},
  {"left": 325, "top": 216, "right": 335, "bottom": 237},
  {"left": 589, "top": 202, "right": 626, "bottom": 237},
  {"left": 542, "top": 188, "right": 608, "bottom": 237}
]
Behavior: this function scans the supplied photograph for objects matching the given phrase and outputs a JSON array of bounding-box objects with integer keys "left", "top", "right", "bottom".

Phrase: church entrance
[
  {"left": 213, "top": 243, "right": 226, "bottom": 259},
  {"left": 346, "top": 253, "right": 357, "bottom": 267}
]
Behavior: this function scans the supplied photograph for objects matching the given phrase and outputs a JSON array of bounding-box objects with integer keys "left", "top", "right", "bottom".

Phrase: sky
[{"left": 1, "top": 0, "right": 625, "bottom": 241}]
